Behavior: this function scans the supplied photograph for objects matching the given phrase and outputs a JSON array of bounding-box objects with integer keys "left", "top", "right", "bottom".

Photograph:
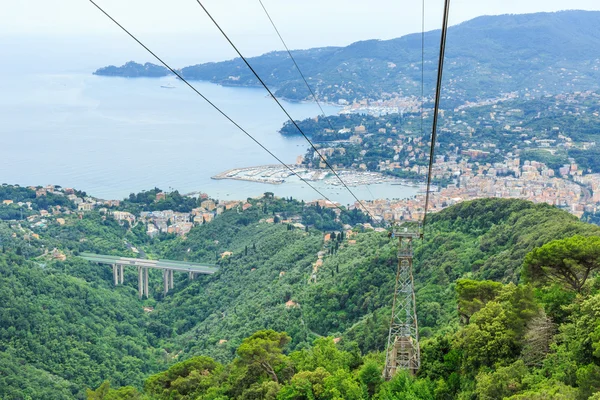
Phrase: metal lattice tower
[{"left": 383, "top": 222, "right": 421, "bottom": 379}]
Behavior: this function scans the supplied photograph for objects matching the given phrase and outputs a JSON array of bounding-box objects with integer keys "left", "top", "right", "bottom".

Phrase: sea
[{"left": 0, "top": 36, "right": 418, "bottom": 205}]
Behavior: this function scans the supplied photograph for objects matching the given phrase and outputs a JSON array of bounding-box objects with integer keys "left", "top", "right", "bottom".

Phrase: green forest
[{"left": 1, "top": 197, "right": 600, "bottom": 399}]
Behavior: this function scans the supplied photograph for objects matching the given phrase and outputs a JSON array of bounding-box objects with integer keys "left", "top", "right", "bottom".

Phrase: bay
[{"left": 0, "top": 67, "right": 418, "bottom": 204}]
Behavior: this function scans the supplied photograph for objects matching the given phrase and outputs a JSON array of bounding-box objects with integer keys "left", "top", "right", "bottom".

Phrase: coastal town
[
  {"left": 355, "top": 158, "right": 600, "bottom": 222},
  {"left": 3, "top": 90, "right": 600, "bottom": 234}
]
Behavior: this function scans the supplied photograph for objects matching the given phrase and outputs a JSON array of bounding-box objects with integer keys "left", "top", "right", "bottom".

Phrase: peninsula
[{"left": 93, "top": 61, "right": 170, "bottom": 78}]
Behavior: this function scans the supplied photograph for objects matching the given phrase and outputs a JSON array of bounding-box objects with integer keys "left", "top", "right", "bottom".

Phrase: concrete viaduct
[{"left": 80, "top": 253, "right": 218, "bottom": 298}]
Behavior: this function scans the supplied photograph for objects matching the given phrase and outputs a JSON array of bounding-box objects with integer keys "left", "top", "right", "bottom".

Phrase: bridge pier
[
  {"left": 113, "top": 264, "right": 118, "bottom": 286},
  {"left": 170, "top": 270, "right": 174, "bottom": 290},
  {"left": 120, "top": 265, "right": 124, "bottom": 285},
  {"left": 144, "top": 268, "right": 149, "bottom": 298},
  {"left": 163, "top": 269, "right": 169, "bottom": 295},
  {"left": 138, "top": 267, "right": 143, "bottom": 299},
  {"left": 189, "top": 271, "right": 194, "bottom": 280}
]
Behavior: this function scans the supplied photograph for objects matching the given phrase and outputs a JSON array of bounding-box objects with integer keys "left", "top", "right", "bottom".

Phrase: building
[
  {"left": 147, "top": 224, "right": 159, "bottom": 238},
  {"left": 78, "top": 203, "right": 93, "bottom": 212},
  {"left": 201, "top": 200, "right": 216, "bottom": 211},
  {"left": 113, "top": 211, "right": 136, "bottom": 224}
]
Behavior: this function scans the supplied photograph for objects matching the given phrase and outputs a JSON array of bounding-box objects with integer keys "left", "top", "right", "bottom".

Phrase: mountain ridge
[{"left": 94, "top": 10, "right": 600, "bottom": 104}]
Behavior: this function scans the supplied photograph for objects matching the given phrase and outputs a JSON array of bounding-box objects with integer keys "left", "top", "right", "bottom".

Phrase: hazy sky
[{"left": 2, "top": 0, "right": 600, "bottom": 67}]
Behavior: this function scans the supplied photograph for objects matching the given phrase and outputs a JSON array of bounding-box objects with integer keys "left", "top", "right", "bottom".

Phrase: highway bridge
[{"left": 80, "top": 253, "right": 218, "bottom": 298}]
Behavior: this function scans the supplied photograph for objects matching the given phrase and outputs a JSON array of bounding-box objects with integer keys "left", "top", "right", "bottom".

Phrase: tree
[
  {"left": 523, "top": 235, "right": 600, "bottom": 292},
  {"left": 577, "top": 364, "right": 600, "bottom": 400},
  {"left": 290, "top": 337, "right": 353, "bottom": 374},
  {"left": 456, "top": 279, "right": 503, "bottom": 324},
  {"left": 144, "top": 356, "right": 221, "bottom": 399},
  {"left": 236, "top": 330, "right": 291, "bottom": 383},
  {"left": 521, "top": 311, "right": 556, "bottom": 367},
  {"left": 455, "top": 301, "right": 520, "bottom": 371},
  {"left": 358, "top": 360, "right": 383, "bottom": 398},
  {"left": 475, "top": 360, "right": 527, "bottom": 400},
  {"left": 87, "top": 381, "right": 142, "bottom": 400}
]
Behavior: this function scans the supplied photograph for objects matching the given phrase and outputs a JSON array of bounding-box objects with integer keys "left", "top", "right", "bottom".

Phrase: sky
[{"left": 1, "top": 0, "right": 600, "bottom": 68}]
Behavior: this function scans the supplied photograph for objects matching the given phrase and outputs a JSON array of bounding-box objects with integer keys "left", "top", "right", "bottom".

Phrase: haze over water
[{"left": 0, "top": 36, "right": 418, "bottom": 204}]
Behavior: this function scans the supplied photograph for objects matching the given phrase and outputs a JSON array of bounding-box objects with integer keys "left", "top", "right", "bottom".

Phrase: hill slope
[
  {"left": 95, "top": 11, "right": 600, "bottom": 104},
  {"left": 2, "top": 198, "right": 600, "bottom": 398}
]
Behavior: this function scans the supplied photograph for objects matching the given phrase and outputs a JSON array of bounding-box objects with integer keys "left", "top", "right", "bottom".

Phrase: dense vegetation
[{"left": 2, "top": 198, "right": 600, "bottom": 398}]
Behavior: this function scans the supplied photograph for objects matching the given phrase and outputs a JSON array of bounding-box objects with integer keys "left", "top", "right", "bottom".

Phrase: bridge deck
[{"left": 80, "top": 253, "right": 218, "bottom": 274}]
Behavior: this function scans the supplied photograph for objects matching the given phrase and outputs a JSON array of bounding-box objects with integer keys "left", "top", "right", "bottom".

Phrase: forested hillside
[
  {"left": 2, "top": 197, "right": 600, "bottom": 398},
  {"left": 95, "top": 11, "right": 600, "bottom": 104}
]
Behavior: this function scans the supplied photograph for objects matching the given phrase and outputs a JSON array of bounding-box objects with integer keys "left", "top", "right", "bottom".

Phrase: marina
[{"left": 212, "top": 165, "right": 410, "bottom": 187}]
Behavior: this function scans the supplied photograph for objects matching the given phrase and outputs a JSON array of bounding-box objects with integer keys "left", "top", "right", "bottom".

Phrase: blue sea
[{"left": 0, "top": 36, "right": 418, "bottom": 204}]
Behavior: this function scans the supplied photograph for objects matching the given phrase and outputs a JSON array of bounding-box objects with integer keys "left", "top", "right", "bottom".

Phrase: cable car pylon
[{"left": 383, "top": 221, "right": 422, "bottom": 379}]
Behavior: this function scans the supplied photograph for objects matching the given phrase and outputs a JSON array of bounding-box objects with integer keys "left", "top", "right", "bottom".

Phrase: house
[
  {"left": 155, "top": 192, "right": 166, "bottom": 202},
  {"left": 78, "top": 203, "right": 93, "bottom": 212},
  {"left": 51, "top": 248, "right": 66, "bottom": 261},
  {"left": 222, "top": 201, "right": 240, "bottom": 210},
  {"left": 242, "top": 202, "right": 252, "bottom": 211},
  {"left": 200, "top": 200, "right": 216, "bottom": 211},
  {"left": 285, "top": 300, "right": 299, "bottom": 308},
  {"left": 56, "top": 218, "right": 66, "bottom": 226},
  {"left": 221, "top": 251, "right": 233, "bottom": 258},
  {"left": 167, "top": 222, "right": 193, "bottom": 237},
  {"left": 2, "top": 200, "right": 13, "bottom": 205},
  {"left": 113, "top": 211, "right": 136, "bottom": 224},
  {"left": 147, "top": 224, "right": 159, "bottom": 238}
]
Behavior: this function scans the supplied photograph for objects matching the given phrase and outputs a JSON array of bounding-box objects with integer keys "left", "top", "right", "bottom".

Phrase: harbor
[{"left": 211, "top": 165, "right": 411, "bottom": 187}]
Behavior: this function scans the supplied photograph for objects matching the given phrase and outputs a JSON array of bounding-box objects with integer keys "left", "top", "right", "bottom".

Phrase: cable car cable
[
  {"left": 256, "top": 0, "right": 377, "bottom": 204},
  {"left": 89, "top": 0, "right": 358, "bottom": 219},
  {"left": 422, "top": 0, "right": 451, "bottom": 231},
  {"left": 193, "top": 0, "right": 377, "bottom": 222}
]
